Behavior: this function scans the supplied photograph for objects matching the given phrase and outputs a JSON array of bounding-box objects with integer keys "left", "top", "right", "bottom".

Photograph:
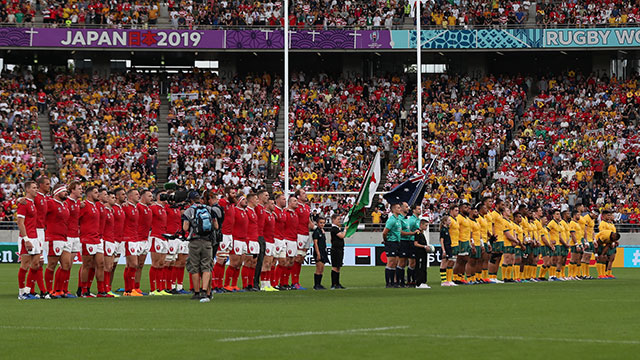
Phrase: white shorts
[
  {"left": 114, "top": 241, "right": 125, "bottom": 256},
  {"left": 82, "top": 241, "right": 104, "bottom": 256},
  {"left": 233, "top": 241, "right": 247, "bottom": 256},
  {"left": 285, "top": 240, "right": 297, "bottom": 258},
  {"left": 274, "top": 239, "right": 285, "bottom": 258},
  {"left": 297, "top": 234, "right": 310, "bottom": 250},
  {"left": 168, "top": 239, "right": 180, "bottom": 255},
  {"left": 219, "top": 234, "right": 233, "bottom": 253},
  {"left": 151, "top": 237, "right": 168, "bottom": 254},
  {"left": 179, "top": 240, "right": 189, "bottom": 255},
  {"left": 248, "top": 240, "right": 260, "bottom": 255},
  {"left": 125, "top": 241, "right": 140, "bottom": 257},
  {"left": 104, "top": 241, "right": 116, "bottom": 257},
  {"left": 139, "top": 237, "right": 152, "bottom": 255},
  {"left": 47, "top": 240, "right": 72, "bottom": 257},
  {"left": 19, "top": 237, "right": 41, "bottom": 256},
  {"left": 68, "top": 237, "right": 81, "bottom": 253},
  {"left": 37, "top": 229, "right": 46, "bottom": 257},
  {"left": 265, "top": 242, "right": 275, "bottom": 257}
]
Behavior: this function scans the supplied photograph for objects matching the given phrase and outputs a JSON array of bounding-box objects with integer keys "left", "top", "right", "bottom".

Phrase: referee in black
[
  {"left": 330, "top": 214, "right": 346, "bottom": 289},
  {"left": 312, "top": 217, "right": 329, "bottom": 290}
]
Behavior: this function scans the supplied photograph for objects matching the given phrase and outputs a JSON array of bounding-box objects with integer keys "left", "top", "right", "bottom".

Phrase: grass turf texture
[{"left": 1, "top": 265, "right": 639, "bottom": 359}]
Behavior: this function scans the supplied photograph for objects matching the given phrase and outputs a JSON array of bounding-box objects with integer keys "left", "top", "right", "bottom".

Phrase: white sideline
[
  {"left": 218, "top": 326, "right": 410, "bottom": 342},
  {"left": 0, "top": 325, "right": 265, "bottom": 333},
  {"left": 360, "top": 332, "right": 640, "bottom": 346}
]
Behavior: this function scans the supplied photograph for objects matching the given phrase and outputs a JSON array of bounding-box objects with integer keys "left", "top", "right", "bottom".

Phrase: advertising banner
[{"left": 543, "top": 28, "right": 640, "bottom": 48}]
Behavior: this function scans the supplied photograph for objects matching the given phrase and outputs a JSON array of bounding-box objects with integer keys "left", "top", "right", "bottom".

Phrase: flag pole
[
  {"left": 284, "top": 0, "right": 290, "bottom": 198},
  {"left": 416, "top": 0, "right": 423, "bottom": 170}
]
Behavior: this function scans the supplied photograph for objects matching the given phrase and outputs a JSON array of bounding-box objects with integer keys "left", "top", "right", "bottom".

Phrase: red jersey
[
  {"left": 273, "top": 206, "right": 286, "bottom": 240},
  {"left": 79, "top": 201, "right": 101, "bottom": 244},
  {"left": 45, "top": 198, "right": 69, "bottom": 242},
  {"left": 256, "top": 203, "right": 265, "bottom": 237},
  {"left": 232, "top": 206, "right": 248, "bottom": 241},
  {"left": 17, "top": 198, "right": 38, "bottom": 239},
  {"left": 65, "top": 198, "right": 80, "bottom": 238},
  {"left": 246, "top": 207, "right": 258, "bottom": 241},
  {"left": 102, "top": 206, "right": 115, "bottom": 243},
  {"left": 150, "top": 203, "right": 167, "bottom": 239},
  {"left": 35, "top": 192, "right": 48, "bottom": 229},
  {"left": 263, "top": 210, "right": 275, "bottom": 243},
  {"left": 284, "top": 208, "right": 299, "bottom": 241},
  {"left": 164, "top": 204, "right": 181, "bottom": 234},
  {"left": 296, "top": 202, "right": 311, "bottom": 235},
  {"left": 112, "top": 204, "right": 125, "bottom": 242},
  {"left": 122, "top": 202, "right": 139, "bottom": 241},
  {"left": 218, "top": 197, "right": 235, "bottom": 235},
  {"left": 96, "top": 202, "right": 106, "bottom": 239},
  {"left": 137, "top": 203, "right": 153, "bottom": 242}
]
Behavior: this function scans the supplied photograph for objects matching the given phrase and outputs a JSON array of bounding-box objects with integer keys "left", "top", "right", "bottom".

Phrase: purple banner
[{"left": 0, "top": 27, "right": 394, "bottom": 50}]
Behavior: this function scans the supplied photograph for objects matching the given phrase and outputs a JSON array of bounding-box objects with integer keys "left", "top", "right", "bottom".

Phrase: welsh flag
[{"left": 343, "top": 151, "right": 381, "bottom": 238}]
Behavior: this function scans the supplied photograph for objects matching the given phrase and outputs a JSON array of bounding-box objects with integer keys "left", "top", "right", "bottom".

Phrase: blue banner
[
  {"left": 624, "top": 247, "right": 640, "bottom": 268},
  {"left": 544, "top": 28, "right": 640, "bottom": 48}
]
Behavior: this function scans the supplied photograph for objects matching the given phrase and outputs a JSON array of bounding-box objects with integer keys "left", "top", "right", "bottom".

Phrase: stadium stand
[
  {"left": 290, "top": 0, "right": 409, "bottom": 29},
  {"left": 0, "top": 69, "right": 44, "bottom": 219},
  {"left": 418, "top": 0, "right": 531, "bottom": 28},
  {"left": 288, "top": 72, "right": 406, "bottom": 192},
  {"left": 173, "top": 0, "right": 283, "bottom": 28},
  {"left": 536, "top": 0, "right": 639, "bottom": 26},
  {"left": 0, "top": 1, "right": 36, "bottom": 24},
  {"left": 166, "top": 71, "right": 282, "bottom": 190},
  {"left": 45, "top": 72, "right": 160, "bottom": 188}
]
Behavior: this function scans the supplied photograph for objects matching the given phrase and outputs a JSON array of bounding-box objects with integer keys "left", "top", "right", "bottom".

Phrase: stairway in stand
[
  {"left": 36, "top": 108, "right": 58, "bottom": 174},
  {"left": 264, "top": 104, "right": 285, "bottom": 192},
  {"left": 156, "top": 97, "right": 170, "bottom": 184}
]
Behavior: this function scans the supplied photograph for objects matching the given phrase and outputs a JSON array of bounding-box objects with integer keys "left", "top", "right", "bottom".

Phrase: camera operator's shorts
[
  {"left": 150, "top": 237, "right": 168, "bottom": 254},
  {"left": 233, "top": 239, "right": 247, "bottom": 256},
  {"left": 186, "top": 238, "right": 213, "bottom": 274},
  {"left": 219, "top": 234, "right": 233, "bottom": 253},
  {"left": 248, "top": 240, "right": 260, "bottom": 255},
  {"left": 265, "top": 242, "right": 275, "bottom": 257},
  {"left": 274, "top": 239, "right": 285, "bottom": 258},
  {"left": 285, "top": 239, "right": 297, "bottom": 257}
]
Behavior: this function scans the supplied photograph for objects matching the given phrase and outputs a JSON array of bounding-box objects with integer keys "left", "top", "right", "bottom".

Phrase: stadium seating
[
  {"left": 0, "top": 1, "right": 36, "bottom": 23},
  {"left": 170, "top": 0, "right": 282, "bottom": 28},
  {"left": 46, "top": 72, "right": 160, "bottom": 188},
  {"left": 418, "top": 0, "right": 531, "bottom": 28},
  {"left": 496, "top": 73, "right": 640, "bottom": 215},
  {"left": 384, "top": 74, "right": 529, "bottom": 209},
  {"left": 0, "top": 70, "right": 44, "bottom": 218},
  {"left": 536, "top": 0, "right": 638, "bottom": 26},
  {"left": 290, "top": 0, "right": 409, "bottom": 29},
  {"left": 37, "top": 1, "right": 160, "bottom": 26},
  {"left": 288, "top": 73, "right": 406, "bottom": 192},
  {"left": 166, "top": 71, "right": 281, "bottom": 190}
]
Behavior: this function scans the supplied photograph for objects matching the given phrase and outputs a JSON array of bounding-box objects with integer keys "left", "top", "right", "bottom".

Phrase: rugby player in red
[
  {"left": 243, "top": 193, "right": 259, "bottom": 291},
  {"left": 280, "top": 197, "right": 299, "bottom": 290},
  {"left": 135, "top": 189, "right": 153, "bottom": 295},
  {"left": 272, "top": 194, "right": 287, "bottom": 288},
  {"left": 65, "top": 181, "right": 82, "bottom": 297},
  {"left": 165, "top": 194, "right": 187, "bottom": 294},
  {"left": 44, "top": 184, "right": 70, "bottom": 299},
  {"left": 102, "top": 190, "right": 119, "bottom": 297},
  {"left": 122, "top": 189, "right": 142, "bottom": 296},
  {"left": 260, "top": 197, "right": 278, "bottom": 291},
  {"left": 110, "top": 188, "right": 126, "bottom": 295},
  {"left": 293, "top": 189, "right": 313, "bottom": 290},
  {"left": 33, "top": 176, "right": 50, "bottom": 296},
  {"left": 215, "top": 187, "right": 236, "bottom": 293},
  {"left": 17, "top": 181, "right": 40, "bottom": 300},
  {"left": 225, "top": 195, "right": 247, "bottom": 292},
  {"left": 149, "top": 192, "right": 171, "bottom": 296},
  {"left": 79, "top": 186, "right": 108, "bottom": 297}
]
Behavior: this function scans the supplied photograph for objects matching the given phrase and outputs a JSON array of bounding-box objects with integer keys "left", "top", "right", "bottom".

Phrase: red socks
[
  {"left": 224, "top": 267, "right": 235, "bottom": 288},
  {"left": 213, "top": 263, "right": 225, "bottom": 288},
  {"left": 45, "top": 268, "right": 55, "bottom": 293},
  {"left": 231, "top": 267, "right": 240, "bottom": 287},
  {"left": 280, "top": 266, "right": 290, "bottom": 286},
  {"left": 176, "top": 266, "right": 184, "bottom": 285},
  {"left": 124, "top": 267, "right": 135, "bottom": 292},
  {"left": 26, "top": 268, "right": 36, "bottom": 293},
  {"left": 241, "top": 267, "right": 249, "bottom": 288},
  {"left": 103, "top": 271, "right": 111, "bottom": 292},
  {"left": 291, "top": 262, "right": 302, "bottom": 285},
  {"left": 53, "top": 267, "right": 62, "bottom": 292},
  {"left": 35, "top": 267, "right": 46, "bottom": 293},
  {"left": 18, "top": 267, "right": 27, "bottom": 289}
]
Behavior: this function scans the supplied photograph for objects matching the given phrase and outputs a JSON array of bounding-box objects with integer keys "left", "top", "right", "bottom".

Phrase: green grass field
[{"left": 1, "top": 265, "right": 639, "bottom": 359}]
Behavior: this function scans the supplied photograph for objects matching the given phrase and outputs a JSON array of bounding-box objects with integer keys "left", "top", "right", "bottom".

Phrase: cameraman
[{"left": 182, "top": 191, "right": 218, "bottom": 301}]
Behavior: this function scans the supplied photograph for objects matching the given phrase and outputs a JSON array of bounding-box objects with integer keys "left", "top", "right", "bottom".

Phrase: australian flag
[{"left": 383, "top": 159, "right": 436, "bottom": 206}]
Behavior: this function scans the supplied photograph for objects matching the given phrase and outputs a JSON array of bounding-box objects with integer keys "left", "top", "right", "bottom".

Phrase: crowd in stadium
[
  {"left": 288, "top": 72, "right": 405, "bottom": 193},
  {"left": 45, "top": 72, "right": 160, "bottom": 188},
  {"left": 417, "top": 0, "right": 531, "bottom": 28},
  {"left": 166, "top": 71, "right": 281, "bottom": 190},
  {"left": 37, "top": 1, "right": 161, "bottom": 26},
  {"left": 536, "top": 0, "right": 640, "bottom": 26}
]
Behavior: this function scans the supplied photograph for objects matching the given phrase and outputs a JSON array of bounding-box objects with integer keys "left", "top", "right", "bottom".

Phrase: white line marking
[
  {"left": 218, "top": 326, "right": 409, "bottom": 342},
  {"left": 0, "top": 325, "right": 265, "bottom": 333},
  {"left": 361, "top": 333, "right": 640, "bottom": 346}
]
